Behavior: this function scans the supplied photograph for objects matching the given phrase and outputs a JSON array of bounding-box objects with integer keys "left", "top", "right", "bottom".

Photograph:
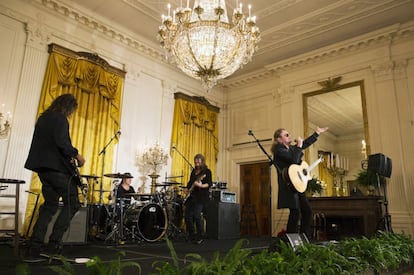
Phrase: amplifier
[{"left": 211, "top": 190, "right": 236, "bottom": 203}]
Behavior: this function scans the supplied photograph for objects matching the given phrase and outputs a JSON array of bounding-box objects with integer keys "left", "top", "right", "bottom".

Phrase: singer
[{"left": 271, "top": 126, "right": 328, "bottom": 237}]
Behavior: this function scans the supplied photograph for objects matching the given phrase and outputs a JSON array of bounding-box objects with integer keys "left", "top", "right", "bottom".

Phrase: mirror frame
[{"left": 302, "top": 79, "right": 370, "bottom": 160}]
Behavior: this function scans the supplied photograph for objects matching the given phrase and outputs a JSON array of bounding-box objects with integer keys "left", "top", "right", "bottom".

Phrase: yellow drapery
[
  {"left": 22, "top": 44, "right": 125, "bottom": 237},
  {"left": 318, "top": 152, "right": 334, "bottom": 196},
  {"left": 170, "top": 93, "right": 219, "bottom": 186}
]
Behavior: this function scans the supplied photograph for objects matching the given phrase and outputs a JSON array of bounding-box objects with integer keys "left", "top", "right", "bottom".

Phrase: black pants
[
  {"left": 286, "top": 192, "right": 312, "bottom": 236},
  {"left": 30, "top": 171, "right": 80, "bottom": 249},
  {"left": 184, "top": 199, "right": 205, "bottom": 239}
]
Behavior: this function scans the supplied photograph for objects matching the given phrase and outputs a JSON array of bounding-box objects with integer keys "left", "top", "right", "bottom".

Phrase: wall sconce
[{"left": 0, "top": 111, "right": 11, "bottom": 139}]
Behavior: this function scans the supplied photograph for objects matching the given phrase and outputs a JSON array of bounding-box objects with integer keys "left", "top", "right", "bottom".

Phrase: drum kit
[{"left": 82, "top": 172, "right": 186, "bottom": 244}]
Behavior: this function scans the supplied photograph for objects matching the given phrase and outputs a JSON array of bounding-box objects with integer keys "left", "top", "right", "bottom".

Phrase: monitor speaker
[
  {"left": 44, "top": 206, "right": 88, "bottom": 244},
  {"left": 368, "top": 153, "right": 392, "bottom": 178},
  {"left": 269, "top": 233, "right": 309, "bottom": 252},
  {"left": 206, "top": 201, "right": 240, "bottom": 240}
]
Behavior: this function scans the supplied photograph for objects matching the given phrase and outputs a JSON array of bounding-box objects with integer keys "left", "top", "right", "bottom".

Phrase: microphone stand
[
  {"left": 97, "top": 131, "right": 120, "bottom": 204},
  {"left": 248, "top": 130, "right": 274, "bottom": 237},
  {"left": 248, "top": 131, "right": 274, "bottom": 167},
  {"left": 172, "top": 146, "right": 194, "bottom": 171}
]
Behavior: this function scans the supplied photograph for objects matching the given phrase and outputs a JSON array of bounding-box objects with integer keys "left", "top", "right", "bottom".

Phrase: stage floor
[{"left": 0, "top": 236, "right": 272, "bottom": 275}]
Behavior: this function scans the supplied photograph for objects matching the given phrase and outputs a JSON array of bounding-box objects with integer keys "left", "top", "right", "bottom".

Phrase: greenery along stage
[{"left": 17, "top": 231, "right": 414, "bottom": 274}]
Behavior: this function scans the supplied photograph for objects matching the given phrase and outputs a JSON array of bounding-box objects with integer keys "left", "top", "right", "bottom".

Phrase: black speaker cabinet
[
  {"left": 269, "top": 233, "right": 309, "bottom": 252},
  {"left": 44, "top": 207, "right": 88, "bottom": 244},
  {"left": 206, "top": 202, "right": 240, "bottom": 240},
  {"left": 368, "top": 153, "right": 392, "bottom": 178}
]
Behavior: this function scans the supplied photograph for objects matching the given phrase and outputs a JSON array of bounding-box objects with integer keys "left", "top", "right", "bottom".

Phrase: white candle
[
  {"left": 248, "top": 4, "right": 251, "bottom": 17},
  {"left": 187, "top": 0, "right": 189, "bottom": 8},
  {"left": 168, "top": 3, "right": 171, "bottom": 17},
  {"left": 327, "top": 154, "right": 330, "bottom": 168}
]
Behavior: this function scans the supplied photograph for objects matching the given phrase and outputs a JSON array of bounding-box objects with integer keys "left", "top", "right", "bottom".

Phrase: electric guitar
[
  {"left": 282, "top": 156, "right": 324, "bottom": 193},
  {"left": 67, "top": 157, "right": 85, "bottom": 188},
  {"left": 183, "top": 173, "right": 206, "bottom": 205}
]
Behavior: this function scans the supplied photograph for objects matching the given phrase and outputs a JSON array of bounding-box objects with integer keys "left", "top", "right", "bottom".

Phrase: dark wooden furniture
[
  {"left": 0, "top": 178, "right": 25, "bottom": 256},
  {"left": 309, "top": 196, "right": 383, "bottom": 240}
]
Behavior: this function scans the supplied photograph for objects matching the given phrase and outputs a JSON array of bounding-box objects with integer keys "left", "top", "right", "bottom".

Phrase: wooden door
[{"left": 240, "top": 162, "right": 271, "bottom": 236}]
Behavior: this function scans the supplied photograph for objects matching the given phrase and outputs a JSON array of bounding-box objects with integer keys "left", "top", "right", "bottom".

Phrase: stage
[{"left": 0, "top": 236, "right": 271, "bottom": 274}]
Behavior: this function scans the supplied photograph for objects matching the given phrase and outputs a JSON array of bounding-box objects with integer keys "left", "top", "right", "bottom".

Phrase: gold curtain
[
  {"left": 318, "top": 152, "right": 334, "bottom": 196},
  {"left": 170, "top": 93, "right": 219, "bottom": 185},
  {"left": 23, "top": 44, "right": 125, "bottom": 237}
]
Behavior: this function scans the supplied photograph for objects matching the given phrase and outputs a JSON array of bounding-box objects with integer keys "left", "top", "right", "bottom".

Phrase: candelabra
[
  {"left": 136, "top": 143, "right": 169, "bottom": 193},
  {"left": 0, "top": 111, "right": 11, "bottom": 139},
  {"left": 327, "top": 166, "right": 348, "bottom": 196}
]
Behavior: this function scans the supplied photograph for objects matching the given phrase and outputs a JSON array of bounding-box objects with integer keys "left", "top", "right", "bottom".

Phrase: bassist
[
  {"left": 184, "top": 154, "right": 212, "bottom": 244},
  {"left": 24, "top": 94, "right": 85, "bottom": 262},
  {"left": 271, "top": 126, "right": 328, "bottom": 238}
]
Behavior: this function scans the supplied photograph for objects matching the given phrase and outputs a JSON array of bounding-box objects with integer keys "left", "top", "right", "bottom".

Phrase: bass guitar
[
  {"left": 282, "top": 156, "right": 324, "bottom": 193},
  {"left": 67, "top": 157, "right": 85, "bottom": 188},
  {"left": 183, "top": 174, "right": 206, "bottom": 205}
]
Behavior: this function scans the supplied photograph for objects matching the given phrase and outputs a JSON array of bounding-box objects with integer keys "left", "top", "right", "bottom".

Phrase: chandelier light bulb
[{"left": 157, "top": 0, "right": 261, "bottom": 91}]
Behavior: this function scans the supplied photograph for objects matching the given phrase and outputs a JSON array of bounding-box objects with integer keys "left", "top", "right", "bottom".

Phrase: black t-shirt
[{"left": 115, "top": 184, "right": 135, "bottom": 205}]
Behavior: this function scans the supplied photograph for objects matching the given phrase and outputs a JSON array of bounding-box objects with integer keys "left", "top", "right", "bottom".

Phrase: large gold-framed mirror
[{"left": 303, "top": 79, "right": 370, "bottom": 197}]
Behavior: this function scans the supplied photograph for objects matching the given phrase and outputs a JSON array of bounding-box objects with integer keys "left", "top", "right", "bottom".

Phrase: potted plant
[
  {"left": 307, "top": 176, "right": 323, "bottom": 197},
  {"left": 355, "top": 169, "right": 384, "bottom": 195}
]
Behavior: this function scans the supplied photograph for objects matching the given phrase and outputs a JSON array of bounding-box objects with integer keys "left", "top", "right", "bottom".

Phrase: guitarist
[
  {"left": 184, "top": 154, "right": 212, "bottom": 244},
  {"left": 24, "top": 94, "right": 86, "bottom": 262},
  {"left": 271, "top": 126, "right": 328, "bottom": 238}
]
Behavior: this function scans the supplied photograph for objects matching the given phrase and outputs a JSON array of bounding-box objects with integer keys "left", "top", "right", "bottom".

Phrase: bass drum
[{"left": 137, "top": 203, "right": 167, "bottom": 242}]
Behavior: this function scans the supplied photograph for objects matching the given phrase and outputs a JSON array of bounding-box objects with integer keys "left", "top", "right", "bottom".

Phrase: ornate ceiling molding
[
  {"left": 35, "top": 0, "right": 165, "bottom": 62},
  {"left": 257, "top": 0, "right": 412, "bottom": 57},
  {"left": 224, "top": 21, "right": 414, "bottom": 89}
]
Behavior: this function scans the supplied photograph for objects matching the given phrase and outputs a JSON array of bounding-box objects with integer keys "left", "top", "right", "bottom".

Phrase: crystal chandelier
[{"left": 158, "top": 0, "right": 260, "bottom": 91}]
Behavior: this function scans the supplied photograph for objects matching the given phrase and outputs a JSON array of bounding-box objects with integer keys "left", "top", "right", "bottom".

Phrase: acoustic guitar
[{"left": 282, "top": 156, "right": 324, "bottom": 193}]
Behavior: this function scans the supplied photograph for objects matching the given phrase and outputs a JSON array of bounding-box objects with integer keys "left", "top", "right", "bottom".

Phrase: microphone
[{"left": 248, "top": 129, "right": 253, "bottom": 136}]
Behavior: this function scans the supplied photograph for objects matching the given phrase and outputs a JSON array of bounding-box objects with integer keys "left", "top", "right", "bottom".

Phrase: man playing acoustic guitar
[
  {"left": 271, "top": 126, "right": 328, "bottom": 238},
  {"left": 184, "top": 154, "right": 212, "bottom": 244}
]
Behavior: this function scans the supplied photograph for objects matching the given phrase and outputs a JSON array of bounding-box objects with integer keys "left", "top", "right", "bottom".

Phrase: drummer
[{"left": 110, "top": 172, "right": 135, "bottom": 205}]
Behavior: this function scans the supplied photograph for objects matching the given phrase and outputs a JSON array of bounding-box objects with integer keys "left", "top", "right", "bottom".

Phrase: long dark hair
[
  {"left": 45, "top": 94, "right": 78, "bottom": 117},
  {"left": 194, "top": 153, "right": 208, "bottom": 171},
  {"left": 270, "top": 128, "right": 285, "bottom": 153}
]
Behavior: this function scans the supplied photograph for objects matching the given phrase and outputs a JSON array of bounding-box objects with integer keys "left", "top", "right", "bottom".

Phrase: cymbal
[
  {"left": 93, "top": 190, "right": 112, "bottom": 193},
  {"left": 81, "top": 174, "right": 101, "bottom": 179},
  {"left": 166, "top": 175, "right": 184, "bottom": 179},
  {"left": 155, "top": 184, "right": 170, "bottom": 187},
  {"left": 161, "top": 181, "right": 180, "bottom": 185},
  {"left": 0, "top": 178, "right": 25, "bottom": 184},
  {"left": 130, "top": 193, "right": 153, "bottom": 196},
  {"left": 104, "top": 173, "right": 133, "bottom": 179}
]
